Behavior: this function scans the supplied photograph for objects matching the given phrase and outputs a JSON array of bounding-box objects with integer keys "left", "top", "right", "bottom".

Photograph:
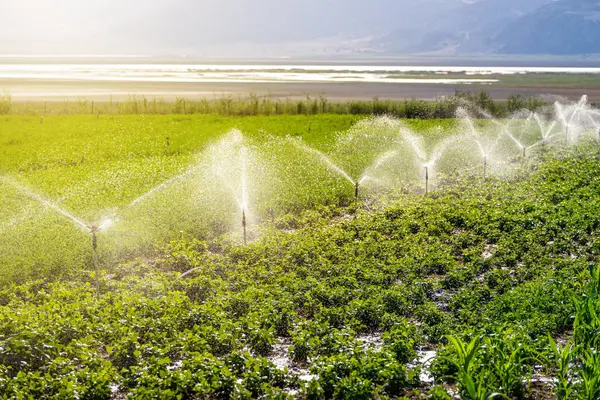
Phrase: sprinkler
[
  {"left": 483, "top": 155, "right": 487, "bottom": 182},
  {"left": 522, "top": 146, "right": 527, "bottom": 160},
  {"left": 90, "top": 225, "right": 100, "bottom": 296},
  {"left": 424, "top": 164, "right": 429, "bottom": 195},
  {"left": 242, "top": 209, "right": 247, "bottom": 246},
  {"left": 354, "top": 182, "right": 359, "bottom": 201}
]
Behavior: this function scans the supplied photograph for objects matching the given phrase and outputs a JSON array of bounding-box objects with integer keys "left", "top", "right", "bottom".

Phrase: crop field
[
  {"left": 1, "top": 114, "right": 475, "bottom": 283},
  {"left": 1, "top": 104, "right": 600, "bottom": 399}
]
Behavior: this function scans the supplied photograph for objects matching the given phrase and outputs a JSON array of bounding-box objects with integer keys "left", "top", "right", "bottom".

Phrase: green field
[
  {"left": 1, "top": 113, "right": 600, "bottom": 399},
  {"left": 1, "top": 114, "right": 473, "bottom": 283}
]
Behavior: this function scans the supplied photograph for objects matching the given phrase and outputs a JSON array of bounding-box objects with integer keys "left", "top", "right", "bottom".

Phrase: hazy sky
[
  {"left": 0, "top": 0, "right": 446, "bottom": 54},
  {"left": 0, "top": 0, "right": 556, "bottom": 56}
]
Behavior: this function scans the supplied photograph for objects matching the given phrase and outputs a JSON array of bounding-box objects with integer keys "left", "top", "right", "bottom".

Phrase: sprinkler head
[{"left": 354, "top": 182, "right": 359, "bottom": 200}]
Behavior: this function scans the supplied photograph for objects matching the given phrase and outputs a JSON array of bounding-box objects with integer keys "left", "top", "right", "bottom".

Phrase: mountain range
[{"left": 376, "top": 0, "right": 600, "bottom": 55}]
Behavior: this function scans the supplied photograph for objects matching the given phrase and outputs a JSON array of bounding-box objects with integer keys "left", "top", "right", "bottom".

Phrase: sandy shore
[{"left": 1, "top": 78, "right": 597, "bottom": 103}]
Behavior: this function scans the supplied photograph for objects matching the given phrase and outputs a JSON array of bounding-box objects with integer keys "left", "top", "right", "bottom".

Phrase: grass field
[{"left": 1, "top": 112, "right": 600, "bottom": 399}]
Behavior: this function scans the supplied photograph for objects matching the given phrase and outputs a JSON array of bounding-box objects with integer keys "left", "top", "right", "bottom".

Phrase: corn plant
[
  {"left": 545, "top": 335, "right": 576, "bottom": 400},
  {"left": 579, "top": 348, "right": 600, "bottom": 400},
  {"left": 574, "top": 265, "right": 600, "bottom": 400},
  {"left": 573, "top": 265, "right": 600, "bottom": 349},
  {"left": 481, "top": 334, "right": 532, "bottom": 398},
  {"left": 444, "top": 336, "right": 505, "bottom": 400}
]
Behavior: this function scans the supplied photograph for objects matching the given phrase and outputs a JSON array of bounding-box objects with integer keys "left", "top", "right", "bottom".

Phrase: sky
[
  {"left": 0, "top": 0, "right": 442, "bottom": 55},
  {"left": 0, "top": 0, "right": 562, "bottom": 56}
]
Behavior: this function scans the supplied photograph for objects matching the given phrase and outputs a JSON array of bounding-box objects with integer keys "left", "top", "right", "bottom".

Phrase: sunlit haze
[{"left": 0, "top": 0, "right": 406, "bottom": 55}]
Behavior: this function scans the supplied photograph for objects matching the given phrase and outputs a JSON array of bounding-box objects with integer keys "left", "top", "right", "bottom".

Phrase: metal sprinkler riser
[
  {"left": 425, "top": 165, "right": 429, "bottom": 195},
  {"left": 242, "top": 209, "right": 247, "bottom": 246},
  {"left": 483, "top": 156, "right": 487, "bottom": 182},
  {"left": 90, "top": 225, "right": 100, "bottom": 295}
]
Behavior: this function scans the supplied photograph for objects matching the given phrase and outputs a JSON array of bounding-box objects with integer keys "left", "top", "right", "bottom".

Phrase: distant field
[{"left": 387, "top": 71, "right": 600, "bottom": 87}]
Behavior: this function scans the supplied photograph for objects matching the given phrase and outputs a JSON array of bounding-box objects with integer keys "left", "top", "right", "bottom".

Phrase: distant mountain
[
  {"left": 376, "top": 0, "right": 600, "bottom": 56},
  {"left": 493, "top": 0, "right": 600, "bottom": 55},
  {"left": 376, "top": 0, "right": 554, "bottom": 54}
]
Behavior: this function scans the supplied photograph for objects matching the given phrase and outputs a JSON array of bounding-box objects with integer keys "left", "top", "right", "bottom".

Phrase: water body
[
  {"left": 1, "top": 62, "right": 598, "bottom": 101},
  {"left": 0, "top": 63, "right": 501, "bottom": 84},
  {"left": 2, "top": 63, "right": 600, "bottom": 84}
]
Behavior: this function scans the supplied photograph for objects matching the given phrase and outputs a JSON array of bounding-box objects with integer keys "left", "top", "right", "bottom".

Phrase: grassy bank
[{"left": 0, "top": 91, "right": 547, "bottom": 118}]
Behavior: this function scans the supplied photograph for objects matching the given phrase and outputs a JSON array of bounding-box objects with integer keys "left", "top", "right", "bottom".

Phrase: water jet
[
  {"left": 294, "top": 140, "right": 398, "bottom": 203},
  {"left": 555, "top": 95, "right": 589, "bottom": 146},
  {"left": 127, "top": 165, "right": 202, "bottom": 208},
  {"left": 207, "top": 130, "right": 253, "bottom": 244},
  {"left": 400, "top": 129, "right": 463, "bottom": 194},
  {"left": 0, "top": 176, "right": 88, "bottom": 231},
  {"left": 456, "top": 107, "right": 505, "bottom": 182}
]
